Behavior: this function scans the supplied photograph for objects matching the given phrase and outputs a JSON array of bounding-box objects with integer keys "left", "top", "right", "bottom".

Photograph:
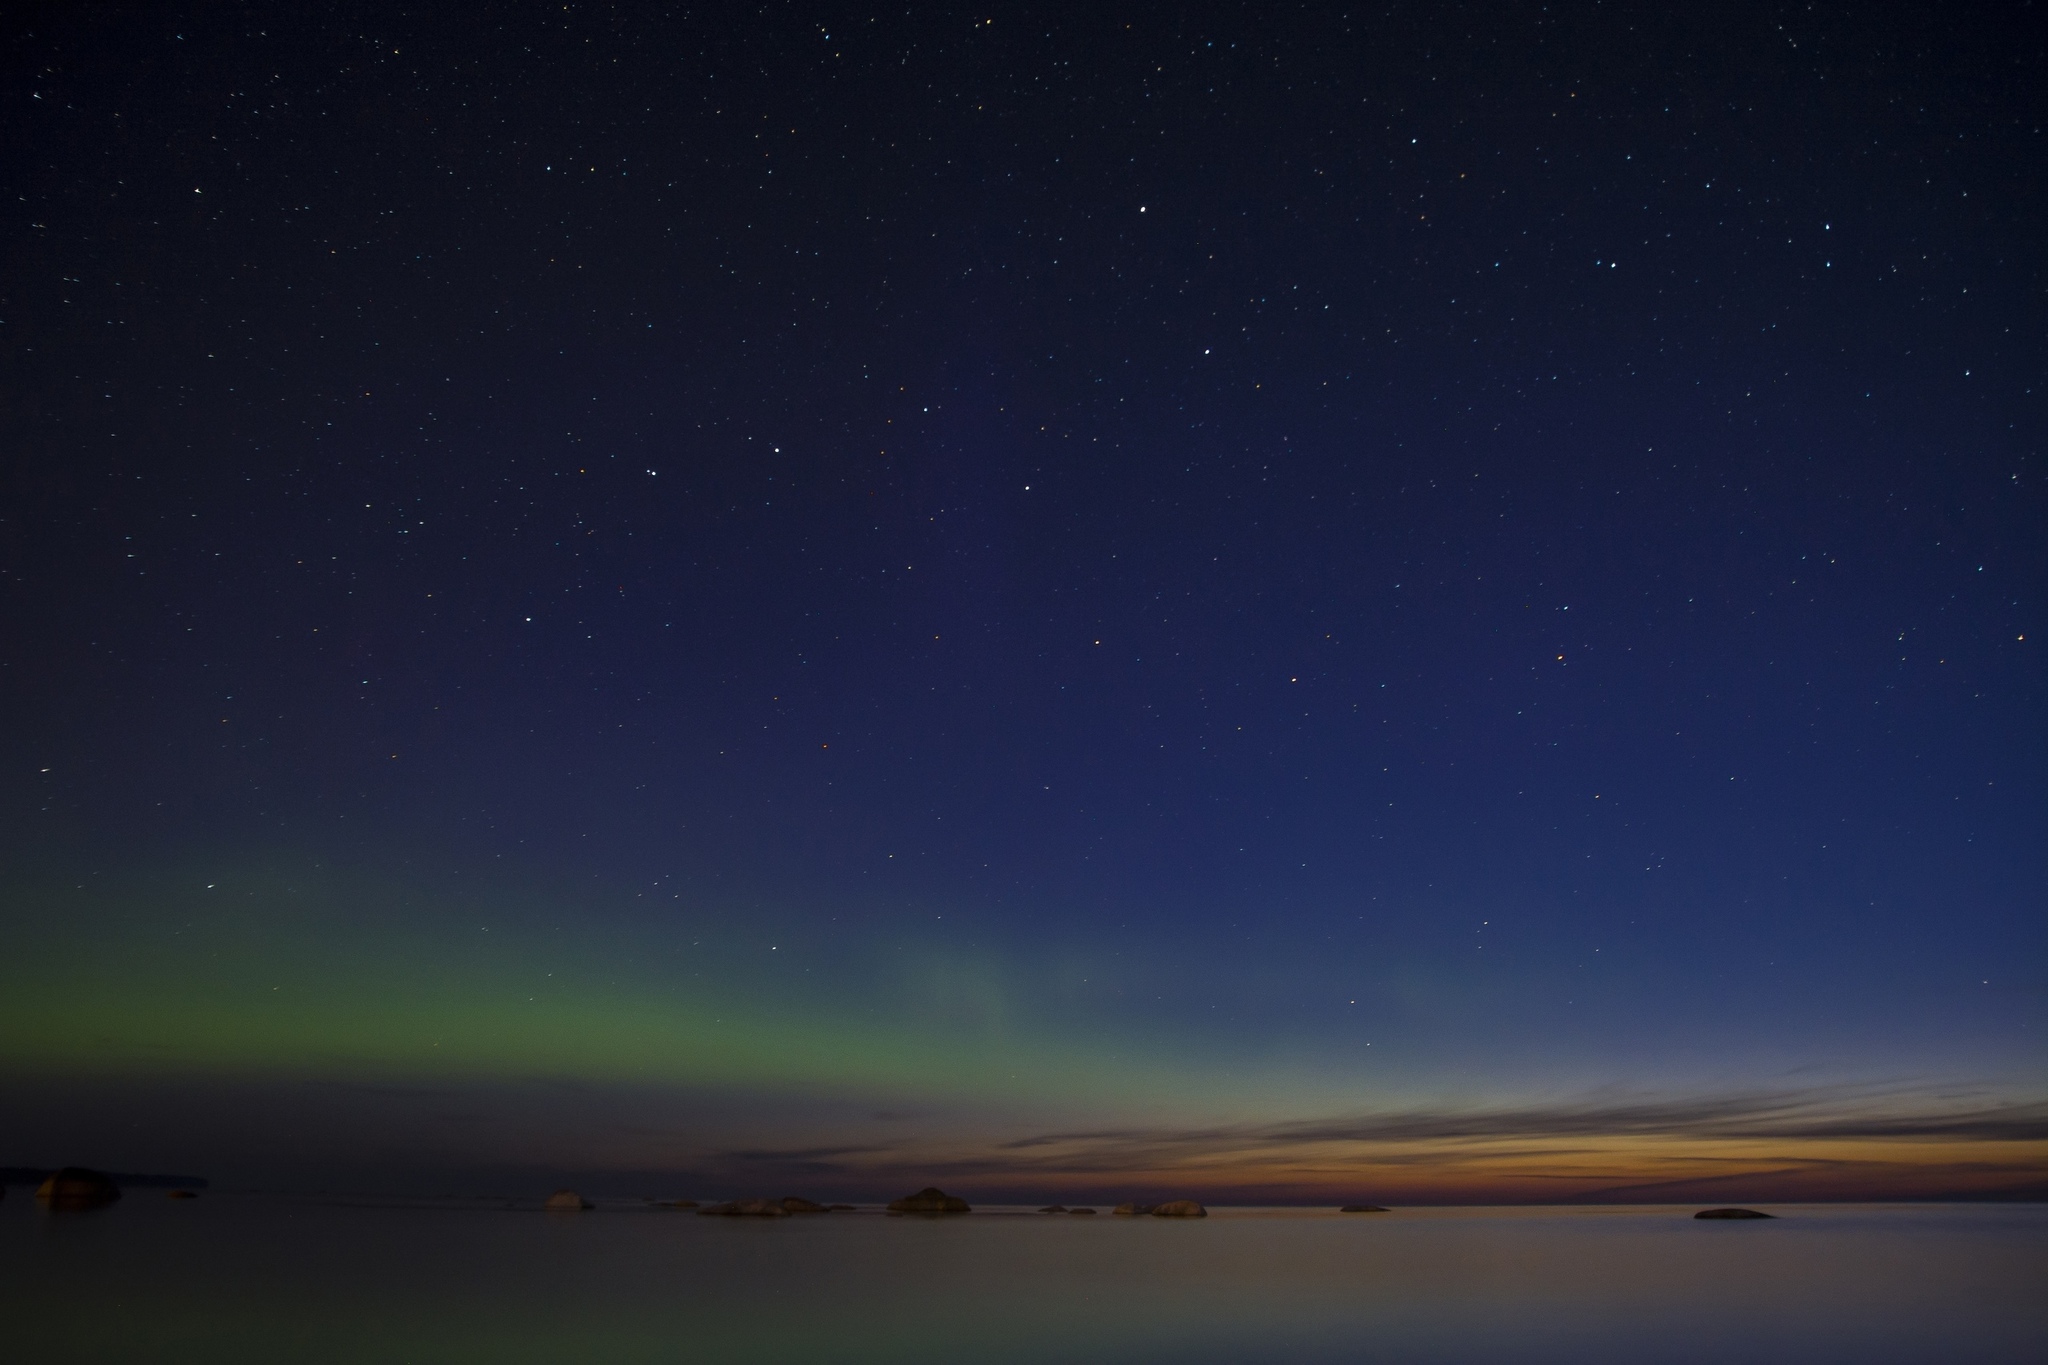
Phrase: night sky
[{"left": 2, "top": 3, "right": 2041, "bottom": 1202}]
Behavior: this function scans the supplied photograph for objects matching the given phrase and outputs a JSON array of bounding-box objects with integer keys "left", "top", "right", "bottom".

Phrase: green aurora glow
[{"left": 0, "top": 853, "right": 1260, "bottom": 1111}]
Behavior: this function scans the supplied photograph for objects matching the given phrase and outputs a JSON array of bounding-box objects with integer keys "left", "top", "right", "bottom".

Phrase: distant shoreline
[{"left": 0, "top": 1168, "right": 208, "bottom": 1190}]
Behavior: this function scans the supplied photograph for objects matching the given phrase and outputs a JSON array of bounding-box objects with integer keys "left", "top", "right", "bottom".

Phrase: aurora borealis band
[
  {"left": 2, "top": 5, "right": 2042, "bottom": 1201},
  {"left": 3, "top": 833, "right": 2040, "bottom": 1200}
]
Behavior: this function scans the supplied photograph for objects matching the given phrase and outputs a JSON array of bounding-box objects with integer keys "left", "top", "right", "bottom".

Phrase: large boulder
[
  {"left": 886, "top": 1186, "right": 971, "bottom": 1213},
  {"left": 36, "top": 1169, "right": 120, "bottom": 1209},
  {"left": 543, "top": 1189, "right": 591, "bottom": 1211},
  {"left": 698, "top": 1198, "right": 791, "bottom": 1217},
  {"left": 1694, "top": 1207, "right": 1774, "bottom": 1220},
  {"left": 1151, "top": 1200, "right": 1207, "bottom": 1218}
]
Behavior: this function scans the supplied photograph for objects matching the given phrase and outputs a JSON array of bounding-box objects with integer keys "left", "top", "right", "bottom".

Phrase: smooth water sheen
[{"left": 2, "top": 1195, "right": 2041, "bottom": 1363}]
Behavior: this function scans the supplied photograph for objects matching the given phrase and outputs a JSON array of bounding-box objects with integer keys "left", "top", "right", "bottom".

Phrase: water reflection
[{"left": 3, "top": 1197, "right": 2041, "bottom": 1363}]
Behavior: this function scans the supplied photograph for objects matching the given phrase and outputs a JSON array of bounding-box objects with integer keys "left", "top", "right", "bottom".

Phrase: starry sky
[{"left": 1, "top": 3, "right": 2041, "bottom": 1202}]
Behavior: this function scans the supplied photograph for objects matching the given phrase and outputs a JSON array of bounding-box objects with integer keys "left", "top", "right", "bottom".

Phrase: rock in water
[
  {"left": 1112, "top": 1202, "right": 1153, "bottom": 1216},
  {"left": 1339, "top": 1205, "right": 1390, "bottom": 1213},
  {"left": 543, "top": 1189, "right": 592, "bottom": 1211},
  {"left": 886, "top": 1186, "right": 971, "bottom": 1213},
  {"left": 1694, "top": 1207, "right": 1774, "bottom": 1219},
  {"left": 1151, "top": 1200, "right": 1207, "bottom": 1218},
  {"left": 1038, "top": 1205, "right": 1068, "bottom": 1213},
  {"left": 36, "top": 1169, "right": 120, "bottom": 1209},
  {"left": 1068, "top": 1207, "right": 1097, "bottom": 1215},
  {"left": 698, "top": 1198, "right": 791, "bottom": 1217},
  {"left": 779, "top": 1197, "right": 831, "bottom": 1213}
]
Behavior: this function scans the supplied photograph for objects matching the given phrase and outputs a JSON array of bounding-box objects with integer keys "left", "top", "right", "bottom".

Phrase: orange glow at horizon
[{"left": 775, "top": 1132, "right": 2048, "bottom": 1204}]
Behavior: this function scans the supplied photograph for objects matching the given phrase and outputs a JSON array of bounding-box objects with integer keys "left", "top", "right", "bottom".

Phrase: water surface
[{"left": 2, "top": 1195, "right": 2041, "bottom": 1362}]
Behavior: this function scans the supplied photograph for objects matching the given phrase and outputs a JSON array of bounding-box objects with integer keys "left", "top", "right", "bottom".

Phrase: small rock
[
  {"left": 1338, "top": 1205, "right": 1390, "bottom": 1213},
  {"left": 779, "top": 1197, "right": 831, "bottom": 1213},
  {"left": 36, "top": 1169, "right": 120, "bottom": 1209},
  {"left": 1038, "top": 1205, "right": 1068, "bottom": 1213},
  {"left": 543, "top": 1189, "right": 591, "bottom": 1211},
  {"left": 698, "top": 1198, "right": 791, "bottom": 1217},
  {"left": 1151, "top": 1200, "right": 1207, "bottom": 1218},
  {"left": 1694, "top": 1207, "right": 1774, "bottom": 1220},
  {"left": 1068, "top": 1207, "right": 1097, "bottom": 1215},
  {"left": 886, "top": 1186, "right": 971, "bottom": 1213},
  {"left": 1112, "top": 1202, "right": 1153, "bottom": 1216}
]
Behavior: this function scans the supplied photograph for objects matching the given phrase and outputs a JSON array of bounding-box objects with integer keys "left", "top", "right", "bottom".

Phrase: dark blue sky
[{"left": 2, "top": 2, "right": 2040, "bottom": 1198}]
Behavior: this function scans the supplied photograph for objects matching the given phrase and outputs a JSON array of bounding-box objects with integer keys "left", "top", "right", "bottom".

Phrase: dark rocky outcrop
[
  {"left": 1068, "top": 1207, "right": 1097, "bottom": 1215},
  {"left": 1694, "top": 1207, "right": 1774, "bottom": 1220},
  {"left": 886, "top": 1186, "right": 971, "bottom": 1213},
  {"left": 698, "top": 1198, "right": 791, "bottom": 1217},
  {"left": 36, "top": 1169, "right": 120, "bottom": 1209},
  {"left": 1151, "top": 1200, "right": 1207, "bottom": 1218},
  {"left": 1039, "top": 1204, "right": 1068, "bottom": 1213},
  {"left": 542, "top": 1189, "right": 591, "bottom": 1211},
  {"left": 779, "top": 1197, "right": 831, "bottom": 1213},
  {"left": 1339, "top": 1205, "right": 1390, "bottom": 1213},
  {"left": 1112, "top": 1202, "right": 1153, "bottom": 1215}
]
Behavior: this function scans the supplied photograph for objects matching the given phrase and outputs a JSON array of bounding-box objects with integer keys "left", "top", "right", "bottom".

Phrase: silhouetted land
[{"left": 1, "top": 1168, "right": 207, "bottom": 1189}]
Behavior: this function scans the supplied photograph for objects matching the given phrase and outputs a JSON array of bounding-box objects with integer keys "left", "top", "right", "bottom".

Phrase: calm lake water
[{"left": 1, "top": 1195, "right": 2041, "bottom": 1363}]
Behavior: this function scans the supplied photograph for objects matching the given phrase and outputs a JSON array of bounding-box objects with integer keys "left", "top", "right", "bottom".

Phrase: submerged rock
[
  {"left": 886, "top": 1186, "right": 971, "bottom": 1213},
  {"left": 698, "top": 1198, "right": 792, "bottom": 1217},
  {"left": 779, "top": 1197, "right": 831, "bottom": 1213},
  {"left": 36, "top": 1169, "right": 120, "bottom": 1209},
  {"left": 1694, "top": 1207, "right": 1774, "bottom": 1220},
  {"left": 1338, "top": 1205, "right": 1390, "bottom": 1213},
  {"left": 1112, "top": 1202, "right": 1153, "bottom": 1216},
  {"left": 1151, "top": 1200, "right": 1207, "bottom": 1218},
  {"left": 543, "top": 1189, "right": 592, "bottom": 1211}
]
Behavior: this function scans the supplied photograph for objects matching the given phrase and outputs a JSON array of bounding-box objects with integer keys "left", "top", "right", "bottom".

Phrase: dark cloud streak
[{"left": 995, "top": 1089, "right": 2048, "bottom": 1157}]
